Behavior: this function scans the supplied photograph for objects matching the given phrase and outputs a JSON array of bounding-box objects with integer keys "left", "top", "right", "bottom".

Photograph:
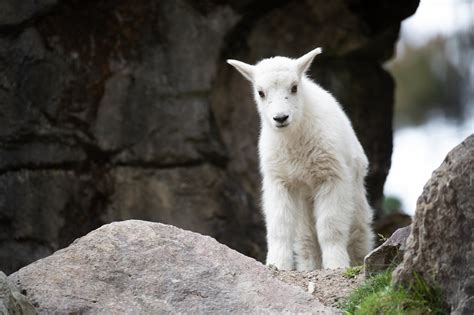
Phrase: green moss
[
  {"left": 343, "top": 266, "right": 363, "bottom": 279},
  {"left": 338, "top": 270, "right": 447, "bottom": 315}
]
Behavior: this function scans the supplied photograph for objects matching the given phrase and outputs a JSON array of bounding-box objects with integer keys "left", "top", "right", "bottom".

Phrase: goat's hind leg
[{"left": 348, "top": 188, "right": 374, "bottom": 265}]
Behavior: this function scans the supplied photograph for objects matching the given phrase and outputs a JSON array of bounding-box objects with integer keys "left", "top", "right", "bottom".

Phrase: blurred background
[
  {"left": 0, "top": 0, "right": 472, "bottom": 274},
  {"left": 384, "top": 0, "right": 474, "bottom": 216}
]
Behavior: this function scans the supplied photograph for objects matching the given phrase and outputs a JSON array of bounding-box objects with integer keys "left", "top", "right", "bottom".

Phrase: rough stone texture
[
  {"left": 272, "top": 268, "right": 365, "bottom": 307},
  {"left": 364, "top": 225, "right": 411, "bottom": 277},
  {"left": 0, "top": 0, "right": 419, "bottom": 274},
  {"left": 0, "top": 170, "right": 110, "bottom": 273},
  {"left": 105, "top": 165, "right": 263, "bottom": 260},
  {"left": 10, "top": 220, "right": 334, "bottom": 314},
  {"left": 0, "top": 271, "right": 36, "bottom": 315},
  {"left": 0, "top": 0, "right": 57, "bottom": 28},
  {"left": 393, "top": 135, "right": 474, "bottom": 315}
]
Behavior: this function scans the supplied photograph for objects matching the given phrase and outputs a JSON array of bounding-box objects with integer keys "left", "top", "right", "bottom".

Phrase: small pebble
[{"left": 307, "top": 281, "right": 316, "bottom": 294}]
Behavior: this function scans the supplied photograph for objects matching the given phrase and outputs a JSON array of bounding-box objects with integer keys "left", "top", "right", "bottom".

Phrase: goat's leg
[
  {"left": 313, "top": 180, "right": 353, "bottom": 269},
  {"left": 263, "top": 178, "right": 298, "bottom": 270}
]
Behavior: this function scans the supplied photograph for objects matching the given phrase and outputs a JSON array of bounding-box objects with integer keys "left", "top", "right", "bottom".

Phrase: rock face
[
  {"left": 10, "top": 220, "right": 334, "bottom": 314},
  {"left": 0, "top": 0, "right": 419, "bottom": 274},
  {"left": 393, "top": 135, "right": 474, "bottom": 315},
  {"left": 364, "top": 225, "right": 411, "bottom": 277},
  {"left": 0, "top": 0, "right": 57, "bottom": 27},
  {"left": 0, "top": 271, "right": 36, "bottom": 315}
]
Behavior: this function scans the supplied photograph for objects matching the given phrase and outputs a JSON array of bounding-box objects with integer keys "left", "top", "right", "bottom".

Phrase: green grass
[
  {"left": 343, "top": 266, "right": 363, "bottom": 279},
  {"left": 338, "top": 270, "right": 447, "bottom": 315}
]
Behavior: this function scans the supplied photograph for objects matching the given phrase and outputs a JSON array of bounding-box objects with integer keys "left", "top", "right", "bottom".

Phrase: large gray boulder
[
  {"left": 10, "top": 220, "right": 334, "bottom": 314},
  {"left": 393, "top": 134, "right": 474, "bottom": 315},
  {"left": 0, "top": 271, "right": 36, "bottom": 315}
]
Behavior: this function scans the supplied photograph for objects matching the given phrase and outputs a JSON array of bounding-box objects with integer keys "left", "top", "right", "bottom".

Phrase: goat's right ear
[{"left": 227, "top": 59, "right": 255, "bottom": 82}]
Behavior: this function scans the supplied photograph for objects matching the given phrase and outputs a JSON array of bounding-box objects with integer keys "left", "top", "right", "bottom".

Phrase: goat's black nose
[{"left": 273, "top": 115, "right": 289, "bottom": 123}]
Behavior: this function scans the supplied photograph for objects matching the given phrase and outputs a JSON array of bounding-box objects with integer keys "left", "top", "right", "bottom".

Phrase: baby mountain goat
[{"left": 227, "top": 48, "right": 374, "bottom": 270}]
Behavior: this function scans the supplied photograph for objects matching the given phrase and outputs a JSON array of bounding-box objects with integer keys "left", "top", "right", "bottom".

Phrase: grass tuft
[
  {"left": 338, "top": 270, "right": 447, "bottom": 315},
  {"left": 343, "top": 266, "right": 363, "bottom": 279}
]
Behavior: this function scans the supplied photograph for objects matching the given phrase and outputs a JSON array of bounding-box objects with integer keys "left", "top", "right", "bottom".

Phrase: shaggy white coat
[{"left": 227, "top": 48, "right": 374, "bottom": 270}]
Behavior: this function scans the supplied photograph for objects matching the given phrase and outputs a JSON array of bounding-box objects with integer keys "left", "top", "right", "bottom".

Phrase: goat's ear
[
  {"left": 296, "top": 47, "right": 322, "bottom": 77},
  {"left": 227, "top": 59, "right": 255, "bottom": 82}
]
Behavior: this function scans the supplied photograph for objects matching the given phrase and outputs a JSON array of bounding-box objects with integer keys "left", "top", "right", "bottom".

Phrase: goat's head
[{"left": 227, "top": 47, "right": 322, "bottom": 131}]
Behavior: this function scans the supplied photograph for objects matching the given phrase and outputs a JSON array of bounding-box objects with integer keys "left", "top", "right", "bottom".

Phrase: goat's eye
[
  {"left": 291, "top": 85, "right": 298, "bottom": 94},
  {"left": 258, "top": 90, "right": 265, "bottom": 98}
]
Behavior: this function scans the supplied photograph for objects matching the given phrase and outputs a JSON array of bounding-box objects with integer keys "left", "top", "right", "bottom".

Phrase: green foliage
[
  {"left": 383, "top": 195, "right": 403, "bottom": 215},
  {"left": 388, "top": 34, "right": 469, "bottom": 127},
  {"left": 338, "top": 270, "right": 447, "bottom": 315},
  {"left": 343, "top": 266, "right": 363, "bottom": 279},
  {"left": 339, "top": 270, "right": 392, "bottom": 313},
  {"left": 377, "top": 233, "right": 388, "bottom": 243}
]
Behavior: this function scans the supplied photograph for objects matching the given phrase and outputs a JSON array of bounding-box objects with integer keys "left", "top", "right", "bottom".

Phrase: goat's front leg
[
  {"left": 294, "top": 196, "right": 321, "bottom": 271},
  {"left": 314, "top": 179, "right": 353, "bottom": 269},
  {"left": 262, "top": 178, "right": 297, "bottom": 270}
]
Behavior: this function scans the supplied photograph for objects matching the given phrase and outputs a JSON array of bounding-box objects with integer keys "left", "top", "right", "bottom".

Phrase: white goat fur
[{"left": 227, "top": 48, "right": 374, "bottom": 270}]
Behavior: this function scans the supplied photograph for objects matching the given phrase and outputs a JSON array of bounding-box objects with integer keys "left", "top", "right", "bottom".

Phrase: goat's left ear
[{"left": 296, "top": 47, "right": 322, "bottom": 77}]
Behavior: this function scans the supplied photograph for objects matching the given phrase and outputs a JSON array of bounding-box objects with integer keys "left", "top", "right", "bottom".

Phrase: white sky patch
[
  {"left": 385, "top": 117, "right": 474, "bottom": 214},
  {"left": 401, "top": 0, "right": 473, "bottom": 45}
]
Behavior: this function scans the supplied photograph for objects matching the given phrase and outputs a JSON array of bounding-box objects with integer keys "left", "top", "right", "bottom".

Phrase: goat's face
[
  {"left": 252, "top": 66, "right": 301, "bottom": 130},
  {"left": 227, "top": 47, "right": 322, "bottom": 132}
]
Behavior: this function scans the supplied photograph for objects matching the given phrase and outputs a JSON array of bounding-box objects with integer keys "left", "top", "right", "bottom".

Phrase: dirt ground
[{"left": 271, "top": 267, "right": 365, "bottom": 307}]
